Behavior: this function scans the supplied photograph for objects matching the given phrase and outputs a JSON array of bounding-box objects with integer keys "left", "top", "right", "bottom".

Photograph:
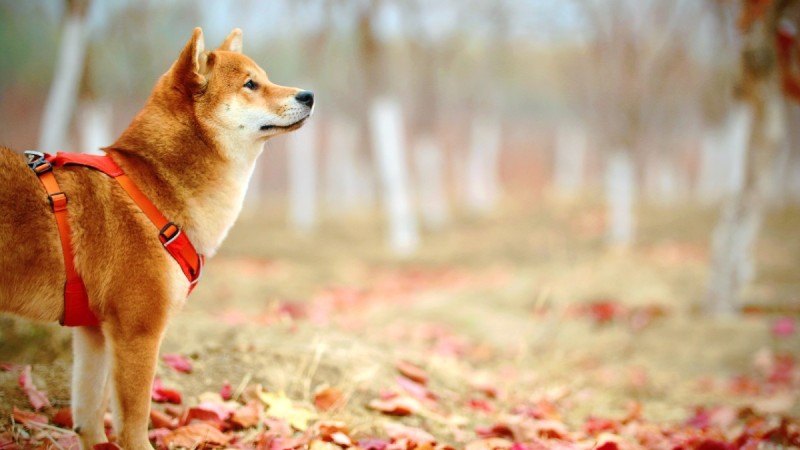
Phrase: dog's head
[{"left": 167, "top": 28, "right": 313, "bottom": 148}]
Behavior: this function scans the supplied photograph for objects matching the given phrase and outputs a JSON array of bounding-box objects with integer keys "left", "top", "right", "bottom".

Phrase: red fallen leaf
[
  {"left": 148, "top": 428, "right": 172, "bottom": 448},
  {"left": 230, "top": 401, "right": 261, "bottom": 429},
  {"left": 583, "top": 417, "right": 618, "bottom": 436},
  {"left": 585, "top": 300, "right": 625, "bottom": 325},
  {"left": 771, "top": 316, "right": 796, "bottom": 337},
  {"left": 181, "top": 405, "right": 228, "bottom": 429},
  {"left": 150, "top": 408, "right": 177, "bottom": 429},
  {"left": 368, "top": 394, "right": 421, "bottom": 416},
  {"left": 467, "top": 398, "right": 495, "bottom": 413},
  {"left": 162, "top": 423, "right": 231, "bottom": 448},
  {"left": 686, "top": 407, "right": 712, "bottom": 429},
  {"left": 768, "top": 353, "right": 795, "bottom": 385},
  {"left": 358, "top": 438, "right": 390, "bottom": 450},
  {"left": 263, "top": 417, "right": 293, "bottom": 438},
  {"left": 11, "top": 406, "right": 48, "bottom": 427},
  {"left": 470, "top": 380, "right": 500, "bottom": 399},
  {"left": 396, "top": 376, "right": 436, "bottom": 402},
  {"left": 475, "top": 423, "right": 514, "bottom": 440},
  {"left": 0, "top": 431, "right": 18, "bottom": 450},
  {"left": 52, "top": 407, "right": 73, "bottom": 429},
  {"left": 220, "top": 381, "right": 233, "bottom": 401},
  {"left": 313, "top": 387, "right": 345, "bottom": 411},
  {"left": 0, "top": 362, "right": 20, "bottom": 372},
  {"left": 728, "top": 375, "right": 761, "bottom": 395},
  {"left": 696, "top": 439, "right": 735, "bottom": 450},
  {"left": 162, "top": 353, "right": 193, "bottom": 373},
  {"left": 396, "top": 360, "right": 428, "bottom": 385},
  {"left": 151, "top": 377, "right": 182, "bottom": 404},
  {"left": 464, "top": 438, "right": 514, "bottom": 450},
  {"left": 595, "top": 441, "right": 620, "bottom": 450},
  {"left": 383, "top": 422, "right": 437, "bottom": 445},
  {"left": 18, "top": 365, "right": 51, "bottom": 411}
]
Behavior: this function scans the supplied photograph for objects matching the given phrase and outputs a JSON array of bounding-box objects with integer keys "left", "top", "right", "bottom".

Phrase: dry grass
[{"left": 1, "top": 200, "right": 799, "bottom": 442}]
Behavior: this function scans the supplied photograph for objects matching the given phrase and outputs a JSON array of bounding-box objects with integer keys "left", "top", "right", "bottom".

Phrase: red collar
[{"left": 26, "top": 151, "right": 204, "bottom": 327}]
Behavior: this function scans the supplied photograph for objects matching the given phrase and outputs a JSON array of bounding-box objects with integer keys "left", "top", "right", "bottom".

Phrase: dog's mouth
[{"left": 260, "top": 117, "right": 307, "bottom": 132}]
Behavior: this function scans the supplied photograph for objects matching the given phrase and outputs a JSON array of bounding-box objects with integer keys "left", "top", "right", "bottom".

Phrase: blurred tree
[
  {"left": 705, "top": 0, "right": 800, "bottom": 315},
  {"left": 38, "top": 0, "right": 92, "bottom": 152},
  {"left": 356, "top": 1, "right": 420, "bottom": 254},
  {"left": 570, "top": 0, "right": 707, "bottom": 247}
]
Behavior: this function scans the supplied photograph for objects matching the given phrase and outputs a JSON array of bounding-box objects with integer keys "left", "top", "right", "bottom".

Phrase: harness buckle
[
  {"left": 24, "top": 151, "right": 52, "bottom": 174},
  {"left": 48, "top": 191, "right": 68, "bottom": 212},
  {"left": 159, "top": 222, "right": 182, "bottom": 247}
]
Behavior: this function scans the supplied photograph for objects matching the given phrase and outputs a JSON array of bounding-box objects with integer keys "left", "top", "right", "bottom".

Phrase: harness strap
[
  {"left": 25, "top": 151, "right": 205, "bottom": 327},
  {"left": 26, "top": 154, "right": 99, "bottom": 327}
]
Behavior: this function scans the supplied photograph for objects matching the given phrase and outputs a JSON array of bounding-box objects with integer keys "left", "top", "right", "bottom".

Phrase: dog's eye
[{"left": 243, "top": 80, "right": 257, "bottom": 90}]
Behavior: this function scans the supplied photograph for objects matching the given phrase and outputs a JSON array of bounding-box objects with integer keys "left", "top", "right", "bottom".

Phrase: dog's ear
[
  {"left": 218, "top": 28, "right": 243, "bottom": 53},
  {"left": 173, "top": 27, "right": 208, "bottom": 92}
]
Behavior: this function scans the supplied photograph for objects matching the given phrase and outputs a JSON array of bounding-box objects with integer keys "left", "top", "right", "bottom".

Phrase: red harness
[{"left": 25, "top": 151, "right": 204, "bottom": 327}]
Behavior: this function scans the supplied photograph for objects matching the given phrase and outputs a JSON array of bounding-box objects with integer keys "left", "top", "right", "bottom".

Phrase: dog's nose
[{"left": 295, "top": 90, "right": 314, "bottom": 108}]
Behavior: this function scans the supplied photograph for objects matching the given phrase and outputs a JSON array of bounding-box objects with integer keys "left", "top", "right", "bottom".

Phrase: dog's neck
[{"left": 106, "top": 95, "right": 263, "bottom": 257}]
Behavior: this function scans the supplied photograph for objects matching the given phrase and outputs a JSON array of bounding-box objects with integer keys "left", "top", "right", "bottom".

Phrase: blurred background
[
  {"left": 1, "top": 0, "right": 799, "bottom": 313},
  {"left": 1, "top": 0, "right": 800, "bottom": 438}
]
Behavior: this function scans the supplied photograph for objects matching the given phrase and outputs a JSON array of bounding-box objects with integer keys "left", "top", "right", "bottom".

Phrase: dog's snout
[{"left": 295, "top": 90, "right": 314, "bottom": 108}]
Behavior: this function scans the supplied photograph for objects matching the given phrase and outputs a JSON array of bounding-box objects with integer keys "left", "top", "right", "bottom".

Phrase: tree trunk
[
  {"left": 605, "top": 150, "right": 635, "bottom": 247},
  {"left": 77, "top": 100, "right": 112, "bottom": 155},
  {"left": 465, "top": 113, "right": 502, "bottom": 214},
  {"left": 38, "top": 0, "right": 92, "bottom": 152},
  {"left": 554, "top": 123, "right": 588, "bottom": 197},
  {"left": 697, "top": 106, "right": 752, "bottom": 203},
  {"left": 288, "top": 116, "right": 318, "bottom": 233},
  {"left": 324, "top": 117, "right": 368, "bottom": 214},
  {"left": 369, "top": 98, "right": 419, "bottom": 254},
  {"left": 705, "top": 16, "right": 788, "bottom": 315},
  {"left": 413, "top": 135, "right": 449, "bottom": 230}
]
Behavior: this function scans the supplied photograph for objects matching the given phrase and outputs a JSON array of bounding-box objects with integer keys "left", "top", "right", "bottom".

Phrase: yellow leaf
[{"left": 258, "top": 391, "right": 317, "bottom": 431}]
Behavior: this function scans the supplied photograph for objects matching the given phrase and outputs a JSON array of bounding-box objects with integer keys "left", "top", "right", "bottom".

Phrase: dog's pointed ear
[
  {"left": 218, "top": 28, "right": 243, "bottom": 53},
  {"left": 173, "top": 27, "right": 208, "bottom": 92}
]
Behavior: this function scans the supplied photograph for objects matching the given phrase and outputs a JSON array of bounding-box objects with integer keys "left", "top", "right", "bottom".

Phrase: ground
[{"left": 1, "top": 200, "right": 799, "bottom": 449}]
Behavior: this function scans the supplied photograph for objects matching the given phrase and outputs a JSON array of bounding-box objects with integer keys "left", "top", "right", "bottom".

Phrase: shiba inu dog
[{"left": 0, "top": 28, "right": 313, "bottom": 449}]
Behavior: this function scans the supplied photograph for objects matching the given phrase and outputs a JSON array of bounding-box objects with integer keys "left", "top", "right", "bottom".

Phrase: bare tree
[
  {"left": 705, "top": 0, "right": 800, "bottom": 315},
  {"left": 38, "top": 0, "right": 92, "bottom": 152},
  {"left": 569, "top": 0, "right": 707, "bottom": 247}
]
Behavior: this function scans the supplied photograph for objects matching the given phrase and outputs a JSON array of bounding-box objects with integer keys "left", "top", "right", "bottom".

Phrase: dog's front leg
[
  {"left": 72, "top": 326, "right": 111, "bottom": 449},
  {"left": 107, "top": 318, "right": 165, "bottom": 450}
]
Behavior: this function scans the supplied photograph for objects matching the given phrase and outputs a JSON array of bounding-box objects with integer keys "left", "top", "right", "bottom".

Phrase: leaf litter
[{"left": 2, "top": 208, "right": 800, "bottom": 449}]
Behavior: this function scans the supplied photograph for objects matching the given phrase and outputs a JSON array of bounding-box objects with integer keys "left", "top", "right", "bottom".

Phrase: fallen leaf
[
  {"left": 230, "top": 401, "right": 262, "bottom": 429},
  {"left": 220, "top": 381, "right": 233, "bottom": 401},
  {"left": 150, "top": 408, "right": 176, "bottom": 430},
  {"left": 162, "top": 423, "right": 231, "bottom": 449},
  {"left": 383, "top": 422, "right": 436, "bottom": 445},
  {"left": 358, "top": 438, "right": 390, "bottom": 450},
  {"left": 396, "top": 376, "right": 437, "bottom": 402},
  {"left": 396, "top": 360, "right": 428, "bottom": 385},
  {"left": 162, "top": 353, "right": 193, "bottom": 373},
  {"left": 771, "top": 316, "right": 796, "bottom": 338},
  {"left": 52, "top": 408, "right": 73, "bottom": 429},
  {"left": 258, "top": 391, "right": 316, "bottom": 431},
  {"left": 464, "top": 438, "right": 514, "bottom": 450},
  {"left": 368, "top": 394, "right": 421, "bottom": 416},
  {"left": 11, "top": 406, "right": 48, "bottom": 427},
  {"left": 18, "top": 365, "right": 51, "bottom": 411},
  {"left": 313, "top": 386, "right": 345, "bottom": 411},
  {"left": 151, "top": 377, "right": 182, "bottom": 404}
]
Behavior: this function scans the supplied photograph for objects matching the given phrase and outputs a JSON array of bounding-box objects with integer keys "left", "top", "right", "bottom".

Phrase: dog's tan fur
[{"left": 0, "top": 28, "right": 311, "bottom": 449}]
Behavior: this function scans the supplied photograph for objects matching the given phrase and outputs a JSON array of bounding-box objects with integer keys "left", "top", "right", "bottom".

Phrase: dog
[{"left": 0, "top": 27, "right": 312, "bottom": 449}]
